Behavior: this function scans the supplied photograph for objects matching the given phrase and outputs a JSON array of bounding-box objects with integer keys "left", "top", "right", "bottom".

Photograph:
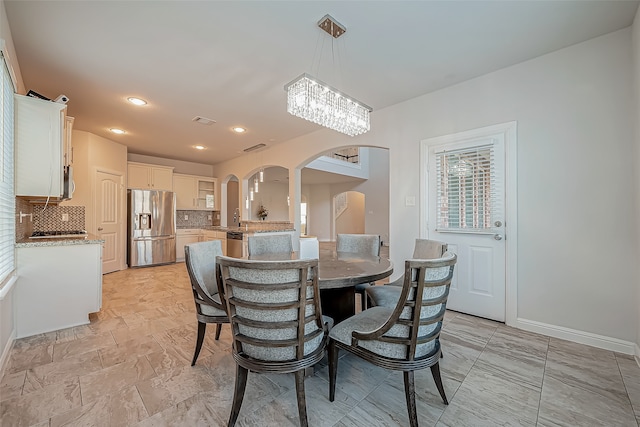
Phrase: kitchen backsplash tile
[
  {"left": 32, "top": 205, "right": 85, "bottom": 232},
  {"left": 15, "top": 198, "right": 33, "bottom": 240},
  {"left": 176, "top": 210, "right": 219, "bottom": 228}
]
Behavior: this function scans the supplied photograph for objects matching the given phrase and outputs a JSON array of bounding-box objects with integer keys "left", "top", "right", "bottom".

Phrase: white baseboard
[
  {"left": 515, "top": 317, "right": 636, "bottom": 355},
  {"left": 0, "top": 328, "right": 15, "bottom": 378}
]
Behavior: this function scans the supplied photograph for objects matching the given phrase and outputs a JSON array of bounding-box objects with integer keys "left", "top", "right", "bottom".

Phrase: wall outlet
[
  {"left": 184, "top": 214, "right": 188, "bottom": 220},
  {"left": 208, "top": 214, "right": 212, "bottom": 221},
  {"left": 61, "top": 213, "right": 69, "bottom": 222}
]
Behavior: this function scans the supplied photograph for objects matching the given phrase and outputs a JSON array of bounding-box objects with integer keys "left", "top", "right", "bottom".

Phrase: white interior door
[
  {"left": 96, "top": 170, "right": 124, "bottom": 274},
  {"left": 425, "top": 130, "right": 507, "bottom": 322}
]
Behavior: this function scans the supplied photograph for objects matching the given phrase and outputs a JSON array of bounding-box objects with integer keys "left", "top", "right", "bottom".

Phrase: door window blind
[
  {"left": 435, "top": 143, "right": 499, "bottom": 232},
  {"left": 0, "top": 52, "right": 15, "bottom": 286}
]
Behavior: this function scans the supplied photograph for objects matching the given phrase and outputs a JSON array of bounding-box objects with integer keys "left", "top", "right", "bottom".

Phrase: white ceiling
[{"left": 5, "top": 1, "right": 638, "bottom": 167}]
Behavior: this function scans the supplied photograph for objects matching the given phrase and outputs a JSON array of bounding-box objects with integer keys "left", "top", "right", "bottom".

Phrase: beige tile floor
[{"left": 2, "top": 250, "right": 640, "bottom": 426}]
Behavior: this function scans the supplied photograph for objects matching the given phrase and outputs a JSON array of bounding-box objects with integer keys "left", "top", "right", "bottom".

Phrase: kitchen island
[
  {"left": 15, "top": 234, "right": 104, "bottom": 338},
  {"left": 177, "top": 221, "right": 296, "bottom": 259}
]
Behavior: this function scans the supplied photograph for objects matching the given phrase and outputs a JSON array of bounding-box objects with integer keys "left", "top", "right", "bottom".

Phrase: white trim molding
[
  {"left": 420, "top": 121, "right": 518, "bottom": 326},
  {"left": 517, "top": 317, "right": 636, "bottom": 355}
]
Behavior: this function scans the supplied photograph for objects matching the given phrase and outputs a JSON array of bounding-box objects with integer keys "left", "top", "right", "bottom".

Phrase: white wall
[
  {"left": 248, "top": 180, "right": 289, "bottom": 221},
  {"left": 128, "top": 153, "right": 214, "bottom": 177},
  {"left": 335, "top": 191, "right": 365, "bottom": 235},
  {"left": 304, "top": 184, "right": 331, "bottom": 240},
  {"left": 632, "top": 8, "right": 640, "bottom": 357},
  {"left": 0, "top": 0, "right": 20, "bottom": 374},
  {"left": 330, "top": 148, "right": 390, "bottom": 243},
  {"left": 213, "top": 28, "right": 637, "bottom": 349}
]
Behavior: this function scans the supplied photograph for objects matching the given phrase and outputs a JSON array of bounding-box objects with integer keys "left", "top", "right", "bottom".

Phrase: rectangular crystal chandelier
[
  {"left": 285, "top": 73, "right": 372, "bottom": 137},
  {"left": 285, "top": 15, "right": 372, "bottom": 137}
]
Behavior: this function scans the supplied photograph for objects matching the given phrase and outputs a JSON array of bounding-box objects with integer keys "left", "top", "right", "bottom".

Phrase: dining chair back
[
  {"left": 217, "top": 255, "right": 329, "bottom": 427},
  {"left": 336, "top": 233, "right": 381, "bottom": 310},
  {"left": 184, "top": 240, "right": 227, "bottom": 366},
  {"left": 336, "top": 233, "right": 380, "bottom": 256},
  {"left": 366, "top": 239, "right": 447, "bottom": 308},
  {"left": 247, "top": 234, "right": 293, "bottom": 256},
  {"left": 328, "top": 251, "right": 457, "bottom": 427}
]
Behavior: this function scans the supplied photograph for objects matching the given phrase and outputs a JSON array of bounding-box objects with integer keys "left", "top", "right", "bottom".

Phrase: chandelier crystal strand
[{"left": 285, "top": 74, "right": 371, "bottom": 137}]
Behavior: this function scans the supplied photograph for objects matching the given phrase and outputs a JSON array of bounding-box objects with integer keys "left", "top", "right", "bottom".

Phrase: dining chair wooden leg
[
  {"left": 191, "top": 322, "right": 206, "bottom": 366},
  {"left": 294, "top": 369, "right": 309, "bottom": 427},
  {"left": 214, "top": 323, "right": 222, "bottom": 340},
  {"left": 403, "top": 370, "right": 418, "bottom": 427},
  {"left": 228, "top": 365, "right": 249, "bottom": 427},
  {"left": 430, "top": 362, "right": 448, "bottom": 405},
  {"left": 328, "top": 340, "right": 339, "bottom": 402}
]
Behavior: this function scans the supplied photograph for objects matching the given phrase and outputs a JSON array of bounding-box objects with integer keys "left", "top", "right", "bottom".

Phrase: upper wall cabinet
[
  {"left": 127, "top": 162, "right": 174, "bottom": 191},
  {"left": 15, "top": 94, "right": 71, "bottom": 198},
  {"left": 173, "top": 173, "right": 216, "bottom": 210}
]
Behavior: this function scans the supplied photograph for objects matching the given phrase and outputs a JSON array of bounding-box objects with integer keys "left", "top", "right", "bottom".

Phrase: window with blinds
[
  {"left": 435, "top": 144, "right": 498, "bottom": 232},
  {"left": 0, "top": 52, "right": 15, "bottom": 286}
]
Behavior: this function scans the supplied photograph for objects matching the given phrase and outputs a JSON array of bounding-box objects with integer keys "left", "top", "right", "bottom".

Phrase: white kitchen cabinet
[
  {"left": 173, "top": 173, "right": 216, "bottom": 210},
  {"left": 15, "top": 243, "right": 103, "bottom": 338},
  {"left": 176, "top": 229, "right": 201, "bottom": 261},
  {"left": 173, "top": 174, "right": 198, "bottom": 209},
  {"left": 15, "top": 94, "right": 69, "bottom": 198},
  {"left": 127, "top": 161, "right": 174, "bottom": 190},
  {"left": 64, "top": 116, "right": 74, "bottom": 167},
  {"left": 197, "top": 178, "right": 216, "bottom": 209},
  {"left": 201, "top": 230, "right": 227, "bottom": 255}
]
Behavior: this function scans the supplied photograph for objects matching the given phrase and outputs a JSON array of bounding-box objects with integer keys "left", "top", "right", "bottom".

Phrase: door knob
[
  {"left": 493, "top": 234, "right": 503, "bottom": 241},
  {"left": 97, "top": 227, "right": 103, "bottom": 231}
]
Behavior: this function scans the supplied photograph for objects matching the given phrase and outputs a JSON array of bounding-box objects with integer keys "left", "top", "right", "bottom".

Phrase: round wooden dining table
[{"left": 249, "top": 251, "right": 393, "bottom": 323}]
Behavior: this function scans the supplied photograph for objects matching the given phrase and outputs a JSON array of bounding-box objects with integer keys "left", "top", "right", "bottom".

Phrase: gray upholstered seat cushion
[
  {"left": 198, "top": 293, "right": 226, "bottom": 316},
  {"left": 329, "top": 306, "right": 436, "bottom": 359},
  {"left": 322, "top": 315, "right": 334, "bottom": 330},
  {"left": 366, "top": 285, "right": 402, "bottom": 308}
]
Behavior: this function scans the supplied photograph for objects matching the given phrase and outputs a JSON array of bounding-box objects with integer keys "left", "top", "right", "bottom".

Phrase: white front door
[
  {"left": 422, "top": 123, "right": 514, "bottom": 322},
  {"left": 96, "top": 170, "right": 124, "bottom": 274}
]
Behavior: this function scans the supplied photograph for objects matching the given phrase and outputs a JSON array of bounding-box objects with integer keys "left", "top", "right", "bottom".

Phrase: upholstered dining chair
[
  {"left": 366, "top": 239, "right": 447, "bottom": 308},
  {"left": 217, "top": 255, "right": 330, "bottom": 427},
  {"left": 335, "top": 233, "right": 380, "bottom": 310},
  {"left": 328, "top": 252, "right": 457, "bottom": 427},
  {"left": 247, "top": 234, "right": 293, "bottom": 256},
  {"left": 184, "top": 240, "right": 228, "bottom": 366}
]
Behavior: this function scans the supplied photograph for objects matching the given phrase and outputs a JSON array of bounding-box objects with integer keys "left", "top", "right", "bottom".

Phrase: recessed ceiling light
[
  {"left": 110, "top": 128, "right": 125, "bottom": 134},
  {"left": 127, "top": 97, "right": 147, "bottom": 106},
  {"left": 232, "top": 127, "right": 246, "bottom": 133},
  {"left": 193, "top": 145, "right": 206, "bottom": 150}
]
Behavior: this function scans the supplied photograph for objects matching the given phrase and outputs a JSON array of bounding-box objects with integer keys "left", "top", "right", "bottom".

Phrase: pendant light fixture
[{"left": 285, "top": 14, "right": 372, "bottom": 137}]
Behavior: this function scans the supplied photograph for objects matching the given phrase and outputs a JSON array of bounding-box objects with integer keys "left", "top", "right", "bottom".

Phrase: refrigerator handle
[{"left": 133, "top": 235, "right": 175, "bottom": 241}]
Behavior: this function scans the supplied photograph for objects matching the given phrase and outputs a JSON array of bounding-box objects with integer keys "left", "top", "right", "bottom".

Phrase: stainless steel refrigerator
[{"left": 127, "top": 189, "right": 176, "bottom": 267}]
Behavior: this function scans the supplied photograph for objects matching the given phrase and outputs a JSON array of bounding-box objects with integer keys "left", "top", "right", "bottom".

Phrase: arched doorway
[
  {"left": 333, "top": 191, "right": 365, "bottom": 237},
  {"left": 223, "top": 175, "right": 239, "bottom": 227}
]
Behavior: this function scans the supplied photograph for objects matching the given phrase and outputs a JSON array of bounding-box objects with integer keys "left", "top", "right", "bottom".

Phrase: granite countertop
[
  {"left": 16, "top": 233, "right": 105, "bottom": 248},
  {"left": 178, "top": 225, "right": 295, "bottom": 234}
]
